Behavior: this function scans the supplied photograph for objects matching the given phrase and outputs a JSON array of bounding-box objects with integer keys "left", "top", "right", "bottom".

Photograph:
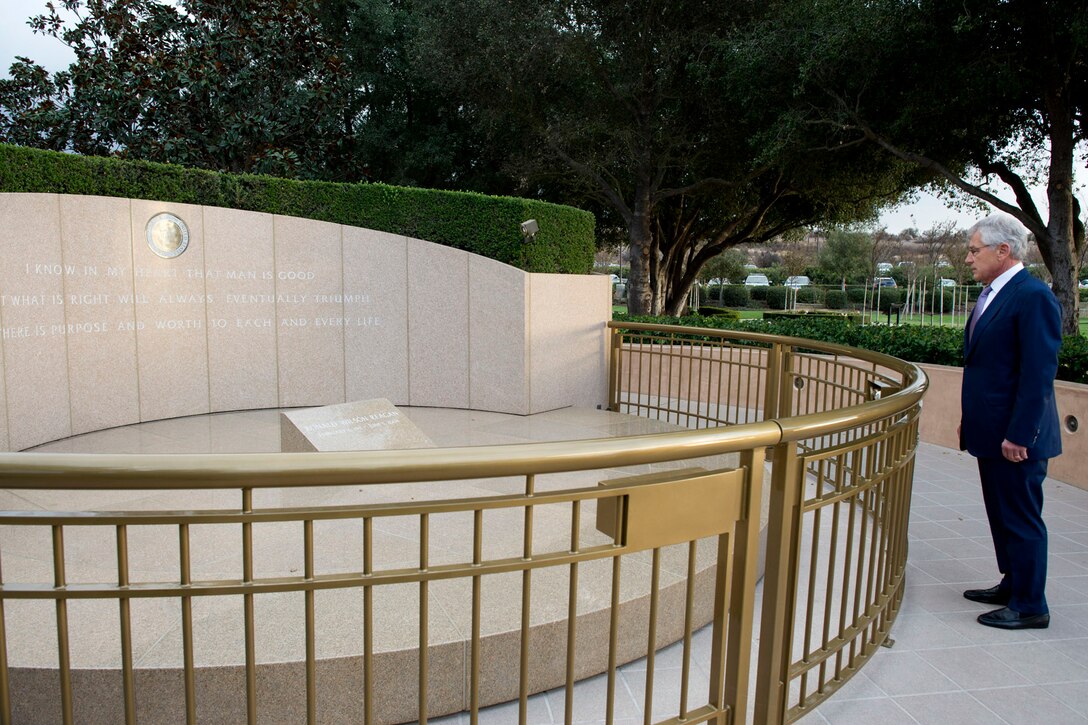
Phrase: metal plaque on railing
[{"left": 595, "top": 467, "right": 746, "bottom": 550}]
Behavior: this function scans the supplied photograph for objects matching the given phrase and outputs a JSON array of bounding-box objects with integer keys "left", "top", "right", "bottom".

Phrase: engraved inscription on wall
[{"left": 1, "top": 260, "right": 386, "bottom": 339}]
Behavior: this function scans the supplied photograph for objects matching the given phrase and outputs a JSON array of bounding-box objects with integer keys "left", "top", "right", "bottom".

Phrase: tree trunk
[
  {"left": 663, "top": 280, "right": 689, "bottom": 316},
  {"left": 1040, "top": 99, "right": 1080, "bottom": 337},
  {"left": 626, "top": 196, "right": 656, "bottom": 315}
]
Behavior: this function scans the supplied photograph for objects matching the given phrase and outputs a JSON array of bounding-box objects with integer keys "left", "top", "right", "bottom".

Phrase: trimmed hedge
[
  {"left": 920, "top": 289, "right": 957, "bottom": 314},
  {"left": 721, "top": 285, "right": 750, "bottom": 307},
  {"left": 825, "top": 290, "right": 847, "bottom": 309},
  {"left": 0, "top": 144, "right": 595, "bottom": 274},
  {"left": 795, "top": 286, "right": 819, "bottom": 303},
  {"left": 766, "top": 287, "right": 789, "bottom": 309},
  {"left": 874, "top": 288, "right": 904, "bottom": 313},
  {"left": 612, "top": 313, "right": 1088, "bottom": 385}
]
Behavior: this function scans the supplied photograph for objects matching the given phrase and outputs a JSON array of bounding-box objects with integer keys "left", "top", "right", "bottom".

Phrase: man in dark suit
[{"left": 959, "top": 213, "right": 1062, "bottom": 630}]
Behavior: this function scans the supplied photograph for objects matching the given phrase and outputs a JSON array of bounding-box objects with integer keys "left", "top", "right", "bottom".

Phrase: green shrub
[
  {"left": 0, "top": 144, "right": 594, "bottom": 274},
  {"left": 749, "top": 286, "right": 769, "bottom": 302},
  {"left": 766, "top": 287, "right": 789, "bottom": 309},
  {"left": 875, "top": 289, "right": 904, "bottom": 313},
  {"left": 1059, "top": 335, "right": 1088, "bottom": 384},
  {"left": 721, "top": 285, "right": 750, "bottom": 307},
  {"left": 921, "top": 289, "right": 957, "bottom": 313},
  {"left": 846, "top": 286, "right": 867, "bottom": 304},
  {"left": 796, "top": 286, "right": 819, "bottom": 303},
  {"left": 824, "top": 290, "right": 848, "bottom": 309}
]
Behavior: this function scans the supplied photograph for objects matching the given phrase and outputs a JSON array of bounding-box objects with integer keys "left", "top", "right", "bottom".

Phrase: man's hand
[{"left": 1001, "top": 439, "right": 1028, "bottom": 463}]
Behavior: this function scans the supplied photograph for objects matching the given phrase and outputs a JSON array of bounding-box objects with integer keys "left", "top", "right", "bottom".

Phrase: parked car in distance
[
  {"left": 874, "top": 276, "right": 897, "bottom": 288},
  {"left": 784, "top": 275, "right": 811, "bottom": 288},
  {"left": 939, "top": 278, "right": 956, "bottom": 287},
  {"left": 1079, "top": 279, "right": 1088, "bottom": 289},
  {"left": 744, "top": 273, "right": 770, "bottom": 287},
  {"left": 876, "top": 262, "right": 893, "bottom": 274}
]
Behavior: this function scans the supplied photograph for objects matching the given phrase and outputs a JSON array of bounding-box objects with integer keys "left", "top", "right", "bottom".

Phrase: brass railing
[
  {"left": 0, "top": 321, "right": 925, "bottom": 725},
  {"left": 609, "top": 321, "right": 925, "bottom": 723}
]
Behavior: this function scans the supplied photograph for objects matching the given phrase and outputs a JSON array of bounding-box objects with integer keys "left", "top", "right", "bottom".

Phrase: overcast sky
[{"left": 1, "top": 0, "right": 1073, "bottom": 235}]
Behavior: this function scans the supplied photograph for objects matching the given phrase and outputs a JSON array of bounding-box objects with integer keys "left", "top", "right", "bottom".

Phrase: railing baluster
[
  {"left": 564, "top": 501, "right": 580, "bottom": 725},
  {"left": 643, "top": 548, "right": 660, "bottom": 725},
  {"left": 470, "top": 509, "right": 483, "bottom": 725},
  {"left": 419, "top": 513, "right": 429, "bottom": 725},
  {"left": 679, "top": 540, "right": 697, "bottom": 719},
  {"left": 363, "top": 517, "right": 373, "bottom": 725},
  {"left": 304, "top": 519, "right": 316, "bottom": 724},
  {"left": 179, "top": 523, "right": 196, "bottom": 725},
  {"left": 242, "top": 488, "right": 256, "bottom": 725},
  {"left": 519, "top": 475, "right": 535, "bottom": 725},
  {"left": 52, "top": 525, "right": 72, "bottom": 725},
  {"left": 116, "top": 525, "right": 135, "bottom": 725},
  {"left": 605, "top": 497, "right": 624, "bottom": 725}
]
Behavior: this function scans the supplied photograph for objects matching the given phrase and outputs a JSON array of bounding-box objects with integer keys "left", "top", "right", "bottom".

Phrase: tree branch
[
  {"left": 549, "top": 142, "right": 633, "bottom": 222},
  {"left": 858, "top": 124, "right": 1050, "bottom": 242}
]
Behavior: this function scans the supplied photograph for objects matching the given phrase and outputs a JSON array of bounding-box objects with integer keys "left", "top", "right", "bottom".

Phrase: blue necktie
[{"left": 968, "top": 285, "right": 992, "bottom": 340}]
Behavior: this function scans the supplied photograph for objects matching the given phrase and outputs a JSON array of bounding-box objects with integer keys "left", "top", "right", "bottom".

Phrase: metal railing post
[
  {"left": 778, "top": 347, "right": 795, "bottom": 420},
  {"left": 762, "top": 344, "right": 782, "bottom": 421},
  {"left": 608, "top": 326, "right": 623, "bottom": 411},
  {"left": 709, "top": 446, "right": 767, "bottom": 724},
  {"left": 754, "top": 441, "right": 804, "bottom": 725}
]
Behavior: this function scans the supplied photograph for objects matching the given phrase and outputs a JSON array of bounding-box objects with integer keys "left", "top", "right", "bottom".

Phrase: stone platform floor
[{"left": 27, "top": 411, "right": 1088, "bottom": 724}]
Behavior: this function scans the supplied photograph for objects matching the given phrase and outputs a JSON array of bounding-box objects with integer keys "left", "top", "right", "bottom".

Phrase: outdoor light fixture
[{"left": 520, "top": 219, "right": 539, "bottom": 242}]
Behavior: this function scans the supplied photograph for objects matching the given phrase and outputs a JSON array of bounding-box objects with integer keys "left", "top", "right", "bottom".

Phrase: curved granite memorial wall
[{"left": 0, "top": 193, "right": 610, "bottom": 451}]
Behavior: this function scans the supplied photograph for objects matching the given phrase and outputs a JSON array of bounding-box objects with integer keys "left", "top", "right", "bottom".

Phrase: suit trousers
[{"left": 977, "top": 456, "right": 1049, "bottom": 615}]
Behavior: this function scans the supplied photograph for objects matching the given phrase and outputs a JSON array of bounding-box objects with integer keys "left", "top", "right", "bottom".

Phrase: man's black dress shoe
[
  {"left": 963, "top": 585, "right": 1010, "bottom": 605},
  {"left": 977, "top": 607, "right": 1049, "bottom": 630}
]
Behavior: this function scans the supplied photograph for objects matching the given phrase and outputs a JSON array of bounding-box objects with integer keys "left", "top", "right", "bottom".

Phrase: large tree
[
  {"left": 1, "top": 0, "right": 366, "bottom": 178},
  {"left": 411, "top": 0, "right": 919, "bottom": 315},
  {"left": 1, "top": 0, "right": 517, "bottom": 190},
  {"left": 757, "top": 0, "right": 1088, "bottom": 334}
]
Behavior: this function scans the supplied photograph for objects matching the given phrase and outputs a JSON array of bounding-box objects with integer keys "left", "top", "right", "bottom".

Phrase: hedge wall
[
  {"left": 613, "top": 313, "right": 1088, "bottom": 385},
  {"left": 0, "top": 144, "right": 595, "bottom": 274}
]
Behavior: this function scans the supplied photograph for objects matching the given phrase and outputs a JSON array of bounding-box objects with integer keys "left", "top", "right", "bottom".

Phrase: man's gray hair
[{"left": 968, "top": 213, "right": 1028, "bottom": 259}]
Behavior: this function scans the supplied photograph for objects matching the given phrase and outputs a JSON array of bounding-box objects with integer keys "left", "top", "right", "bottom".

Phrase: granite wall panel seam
[
  {"left": 405, "top": 237, "right": 412, "bottom": 406},
  {"left": 463, "top": 252, "right": 470, "bottom": 407},
  {"left": 273, "top": 213, "right": 282, "bottom": 407},
  {"left": 201, "top": 205, "right": 212, "bottom": 411},
  {"left": 57, "top": 193, "right": 76, "bottom": 438},
  {"left": 339, "top": 223, "right": 347, "bottom": 407},
  {"left": 127, "top": 197, "right": 142, "bottom": 419}
]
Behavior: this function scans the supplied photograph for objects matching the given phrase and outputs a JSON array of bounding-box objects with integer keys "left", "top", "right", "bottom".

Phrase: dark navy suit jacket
[{"left": 959, "top": 269, "right": 1062, "bottom": 460}]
